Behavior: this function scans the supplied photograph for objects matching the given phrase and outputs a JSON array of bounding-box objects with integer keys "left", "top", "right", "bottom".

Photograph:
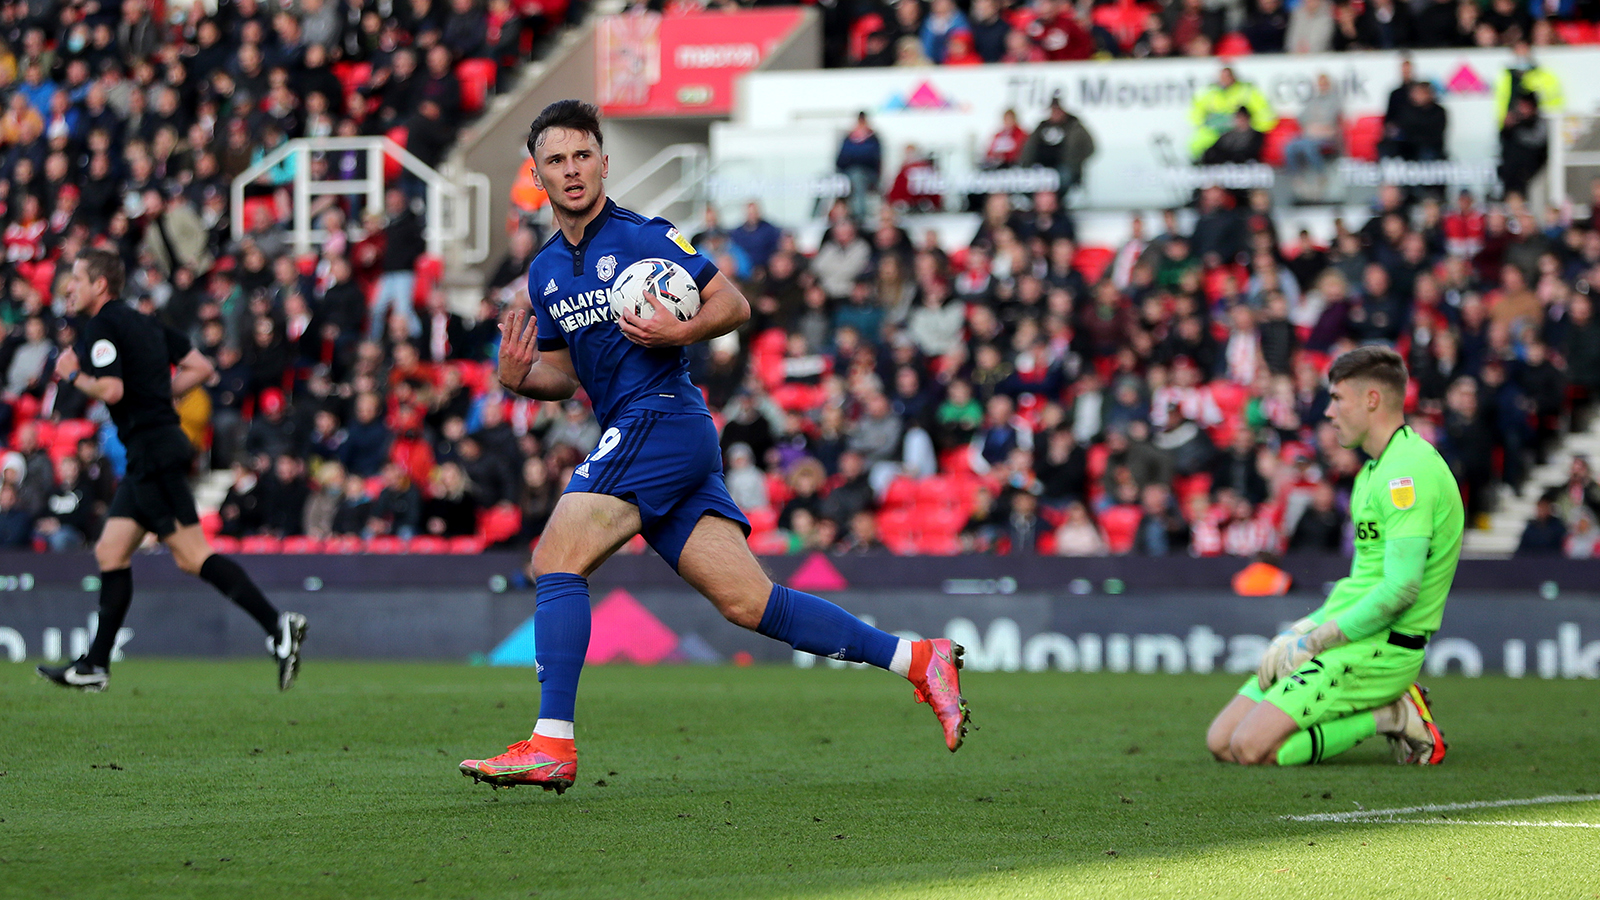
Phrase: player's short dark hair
[
  {"left": 527, "top": 100, "right": 603, "bottom": 159},
  {"left": 79, "top": 247, "right": 124, "bottom": 300},
  {"left": 1328, "top": 345, "right": 1408, "bottom": 401}
]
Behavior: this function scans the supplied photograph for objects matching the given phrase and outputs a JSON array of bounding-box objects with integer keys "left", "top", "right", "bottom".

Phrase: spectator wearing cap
[{"left": 245, "top": 388, "right": 300, "bottom": 462}]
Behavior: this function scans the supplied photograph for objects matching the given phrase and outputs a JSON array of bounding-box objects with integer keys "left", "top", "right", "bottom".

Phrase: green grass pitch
[{"left": 3, "top": 661, "right": 1599, "bottom": 899}]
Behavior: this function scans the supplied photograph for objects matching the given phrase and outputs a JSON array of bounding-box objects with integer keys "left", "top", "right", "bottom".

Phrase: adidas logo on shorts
[{"left": 574, "top": 463, "right": 590, "bottom": 478}]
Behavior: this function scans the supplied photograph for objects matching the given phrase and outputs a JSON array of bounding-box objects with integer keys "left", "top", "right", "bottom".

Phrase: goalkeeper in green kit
[{"left": 1207, "top": 346, "right": 1463, "bottom": 767}]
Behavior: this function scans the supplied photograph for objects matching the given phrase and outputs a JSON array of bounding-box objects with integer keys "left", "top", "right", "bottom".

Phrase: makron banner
[
  {"left": 597, "top": 8, "right": 808, "bottom": 118},
  {"left": 1, "top": 553, "right": 1596, "bottom": 678}
]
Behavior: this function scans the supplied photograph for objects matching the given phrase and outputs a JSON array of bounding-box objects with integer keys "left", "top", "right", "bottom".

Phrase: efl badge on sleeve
[
  {"left": 1389, "top": 477, "right": 1415, "bottom": 510},
  {"left": 666, "top": 227, "right": 695, "bottom": 254}
]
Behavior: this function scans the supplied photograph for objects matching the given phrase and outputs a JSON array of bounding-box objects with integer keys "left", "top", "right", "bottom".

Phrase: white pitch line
[
  {"left": 1285, "top": 794, "right": 1600, "bottom": 823},
  {"left": 1402, "top": 819, "right": 1600, "bottom": 829}
]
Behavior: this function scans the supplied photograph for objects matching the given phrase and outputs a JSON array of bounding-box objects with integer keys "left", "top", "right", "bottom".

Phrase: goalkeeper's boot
[
  {"left": 908, "top": 638, "right": 971, "bottom": 752},
  {"left": 460, "top": 736, "right": 577, "bottom": 792},
  {"left": 37, "top": 657, "right": 109, "bottom": 692},
  {"left": 1386, "top": 683, "right": 1447, "bottom": 765},
  {"left": 267, "top": 612, "right": 308, "bottom": 691}
]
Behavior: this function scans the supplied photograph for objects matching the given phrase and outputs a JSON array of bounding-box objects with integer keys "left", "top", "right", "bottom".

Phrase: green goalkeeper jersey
[{"left": 1315, "top": 425, "right": 1465, "bottom": 640}]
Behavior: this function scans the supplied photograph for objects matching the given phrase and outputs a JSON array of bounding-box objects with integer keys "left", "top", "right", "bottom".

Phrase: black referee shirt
[{"left": 79, "top": 300, "right": 193, "bottom": 440}]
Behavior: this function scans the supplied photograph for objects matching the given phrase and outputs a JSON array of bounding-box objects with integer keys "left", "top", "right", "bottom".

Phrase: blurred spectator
[
  {"left": 1517, "top": 493, "right": 1568, "bottom": 556},
  {"left": 1285, "top": 0, "right": 1334, "bottom": 53},
  {"left": 813, "top": 218, "right": 872, "bottom": 302},
  {"left": 729, "top": 201, "right": 782, "bottom": 272},
  {"left": 219, "top": 462, "right": 266, "bottom": 538},
  {"left": 1498, "top": 94, "right": 1549, "bottom": 201},
  {"left": 1566, "top": 513, "right": 1598, "bottom": 559},
  {"left": 341, "top": 392, "right": 394, "bottom": 477},
  {"left": 1283, "top": 73, "right": 1342, "bottom": 197},
  {"left": 1133, "top": 483, "right": 1188, "bottom": 556},
  {"left": 724, "top": 443, "right": 769, "bottom": 511},
  {"left": 920, "top": 0, "right": 970, "bottom": 63},
  {"left": 836, "top": 112, "right": 882, "bottom": 223},
  {"left": 260, "top": 454, "right": 311, "bottom": 538},
  {"left": 1382, "top": 80, "right": 1447, "bottom": 162},
  {"left": 424, "top": 462, "right": 480, "bottom": 537},
  {"left": 836, "top": 508, "right": 884, "bottom": 553},
  {"left": 1243, "top": 0, "right": 1290, "bottom": 52},
  {"left": 1289, "top": 481, "right": 1345, "bottom": 553},
  {"left": 0, "top": 482, "right": 32, "bottom": 548},
  {"left": 3, "top": 315, "right": 52, "bottom": 399},
  {"left": 1025, "top": 0, "right": 1093, "bottom": 60},
  {"left": 1020, "top": 97, "right": 1095, "bottom": 197},
  {"left": 1053, "top": 499, "right": 1104, "bottom": 556},
  {"left": 967, "top": 0, "right": 1011, "bottom": 62},
  {"left": 370, "top": 189, "right": 426, "bottom": 341},
  {"left": 1189, "top": 67, "right": 1276, "bottom": 161},
  {"left": 1001, "top": 486, "right": 1046, "bottom": 555},
  {"left": 886, "top": 144, "right": 943, "bottom": 213},
  {"left": 368, "top": 462, "right": 423, "bottom": 540},
  {"left": 332, "top": 473, "right": 373, "bottom": 536},
  {"left": 303, "top": 461, "right": 346, "bottom": 541},
  {"left": 34, "top": 456, "right": 96, "bottom": 552},
  {"left": 1495, "top": 38, "right": 1564, "bottom": 126},
  {"left": 1202, "top": 107, "right": 1265, "bottom": 165}
]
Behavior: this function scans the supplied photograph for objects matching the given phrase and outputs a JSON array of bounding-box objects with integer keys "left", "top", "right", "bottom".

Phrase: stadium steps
[{"left": 1462, "top": 423, "right": 1600, "bottom": 558}]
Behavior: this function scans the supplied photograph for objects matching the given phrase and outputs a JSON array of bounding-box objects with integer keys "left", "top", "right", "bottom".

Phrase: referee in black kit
[{"left": 37, "top": 248, "right": 307, "bottom": 692}]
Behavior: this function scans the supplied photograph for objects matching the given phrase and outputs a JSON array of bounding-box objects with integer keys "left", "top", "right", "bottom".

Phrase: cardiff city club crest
[{"left": 596, "top": 255, "right": 618, "bottom": 281}]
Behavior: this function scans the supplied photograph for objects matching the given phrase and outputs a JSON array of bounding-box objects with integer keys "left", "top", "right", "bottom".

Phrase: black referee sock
[
  {"left": 84, "top": 567, "right": 134, "bottom": 669},
  {"left": 199, "top": 555, "right": 281, "bottom": 636}
]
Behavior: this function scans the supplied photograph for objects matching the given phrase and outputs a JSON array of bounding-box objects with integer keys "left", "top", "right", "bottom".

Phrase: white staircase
[
  {"left": 1462, "top": 422, "right": 1600, "bottom": 558},
  {"left": 192, "top": 470, "right": 235, "bottom": 516}
]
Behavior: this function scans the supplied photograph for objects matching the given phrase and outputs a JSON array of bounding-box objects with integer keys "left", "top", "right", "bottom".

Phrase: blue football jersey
[{"left": 529, "top": 199, "right": 719, "bottom": 428}]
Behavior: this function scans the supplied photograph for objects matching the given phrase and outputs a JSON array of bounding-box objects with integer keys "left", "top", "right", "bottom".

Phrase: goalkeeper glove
[{"left": 1256, "top": 618, "right": 1347, "bottom": 691}]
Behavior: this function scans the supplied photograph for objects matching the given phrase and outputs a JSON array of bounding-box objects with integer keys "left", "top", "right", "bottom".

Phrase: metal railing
[
  {"left": 608, "top": 143, "right": 709, "bottom": 222},
  {"left": 230, "top": 136, "right": 492, "bottom": 264}
]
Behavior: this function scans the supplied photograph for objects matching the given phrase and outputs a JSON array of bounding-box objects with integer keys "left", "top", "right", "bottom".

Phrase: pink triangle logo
[
  {"left": 586, "top": 588, "right": 680, "bottom": 665},
  {"left": 903, "top": 81, "right": 952, "bottom": 110},
  {"left": 1446, "top": 64, "right": 1488, "bottom": 95},
  {"left": 789, "top": 553, "right": 849, "bottom": 591}
]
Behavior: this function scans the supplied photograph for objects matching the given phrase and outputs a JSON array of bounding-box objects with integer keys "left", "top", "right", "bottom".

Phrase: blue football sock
[
  {"left": 534, "top": 572, "right": 592, "bottom": 723},
  {"left": 757, "top": 584, "right": 898, "bottom": 670}
]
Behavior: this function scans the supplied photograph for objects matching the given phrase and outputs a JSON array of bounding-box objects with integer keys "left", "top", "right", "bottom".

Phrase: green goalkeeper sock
[{"left": 1276, "top": 712, "right": 1378, "bottom": 766}]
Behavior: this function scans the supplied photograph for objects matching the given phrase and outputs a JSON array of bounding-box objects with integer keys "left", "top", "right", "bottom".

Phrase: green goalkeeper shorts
[{"left": 1237, "top": 638, "right": 1425, "bottom": 729}]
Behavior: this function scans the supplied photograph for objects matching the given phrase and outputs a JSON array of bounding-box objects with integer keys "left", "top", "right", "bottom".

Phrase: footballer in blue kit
[{"left": 460, "top": 100, "right": 973, "bottom": 793}]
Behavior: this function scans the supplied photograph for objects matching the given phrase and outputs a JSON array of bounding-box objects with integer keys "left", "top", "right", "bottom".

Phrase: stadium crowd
[
  {"left": 818, "top": 0, "right": 1600, "bottom": 68},
  {"left": 0, "top": 0, "right": 1598, "bottom": 560}
]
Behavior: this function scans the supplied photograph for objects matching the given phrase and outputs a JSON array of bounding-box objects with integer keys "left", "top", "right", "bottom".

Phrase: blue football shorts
[{"left": 563, "top": 408, "right": 751, "bottom": 569}]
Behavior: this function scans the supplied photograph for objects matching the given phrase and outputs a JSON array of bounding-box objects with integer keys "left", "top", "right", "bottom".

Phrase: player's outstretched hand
[
  {"left": 498, "top": 306, "right": 537, "bottom": 391},
  {"left": 619, "top": 293, "right": 694, "bottom": 348}
]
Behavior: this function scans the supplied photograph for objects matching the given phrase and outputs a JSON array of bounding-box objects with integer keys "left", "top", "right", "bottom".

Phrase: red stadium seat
[
  {"left": 1091, "top": 0, "right": 1159, "bottom": 52},
  {"left": 410, "top": 535, "right": 450, "bottom": 553},
  {"left": 238, "top": 535, "right": 284, "bottom": 555},
  {"left": 1215, "top": 32, "right": 1252, "bottom": 55},
  {"left": 922, "top": 505, "right": 968, "bottom": 537},
  {"left": 200, "top": 511, "right": 223, "bottom": 537},
  {"left": 324, "top": 535, "right": 364, "bottom": 554},
  {"left": 1262, "top": 118, "right": 1300, "bottom": 168},
  {"left": 882, "top": 476, "right": 918, "bottom": 509},
  {"left": 1100, "top": 504, "right": 1142, "bottom": 555},
  {"left": 414, "top": 254, "right": 444, "bottom": 303},
  {"left": 916, "top": 532, "right": 964, "bottom": 556},
  {"left": 449, "top": 535, "right": 487, "bottom": 554},
  {"left": 365, "top": 535, "right": 407, "bottom": 553},
  {"left": 1553, "top": 20, "right": 1598, "bottom": 44},
  {"left": 748, "top": 531, "right": 790, "bottom": 555},
  {"left": 765, "top": 472, "right": 793, "bottom": 507},
  {"left": 478, "top": 505, "right": 523, "bottom": 544},
  {"left": 211, "top": 535, "right": 241, "bottom": 554},
  {"left": 1173, "top": 472, "right": 1213, "bottom": 513},
  {"left": 456, "top": 59, "right": 497, "bottom": 115},
  {"left": 914, "top": 475, "right": 957, "bottom": 508},
  {"left": 1345, "top": 115, "right": 1383, "bottom": 163},
  {"left": 848, "top": 12, "right": 885, "bottom": 61},
  {"left": 745, "top": 506, "right": 779, "bottom": 534},
  {"left": 281, "top": 536, "right": 325, "bottom": 553},
  {"left": 385, "top": 126, "right": 407, "bottom": 180},
  {"left": 1072, "top": 246, "right": 1115, "bottom": 285}
]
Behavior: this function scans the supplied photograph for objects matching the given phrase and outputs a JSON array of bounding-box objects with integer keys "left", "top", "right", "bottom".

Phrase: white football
[{"left": 609, "top": 258, "right": 702, "bottom": 322}]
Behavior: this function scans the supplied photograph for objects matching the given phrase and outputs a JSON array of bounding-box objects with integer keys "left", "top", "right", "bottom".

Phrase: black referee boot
[{"left": 37, "top": 657, "right": 109, "bottom": 692}]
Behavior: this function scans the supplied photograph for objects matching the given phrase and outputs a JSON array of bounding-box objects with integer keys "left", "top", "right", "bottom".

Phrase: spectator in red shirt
[{"left": 1026, "top": 0, "right": 1093, "bottom": 60}]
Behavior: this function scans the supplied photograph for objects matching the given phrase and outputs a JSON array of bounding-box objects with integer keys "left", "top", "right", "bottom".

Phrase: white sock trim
[
  {"left": 888, "top": 639, "right": 913, "bottom": 678},
  {"left": 533, "top": 718, "right": 575, "bottom": 740}
]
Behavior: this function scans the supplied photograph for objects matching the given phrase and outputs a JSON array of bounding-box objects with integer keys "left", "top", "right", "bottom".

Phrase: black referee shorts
[{"left": 107, "top": 427, "right": 200, "bottom": 537}]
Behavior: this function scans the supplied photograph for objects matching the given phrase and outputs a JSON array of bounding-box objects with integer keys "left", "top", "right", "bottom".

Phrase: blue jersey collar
[{"left": 560, "top": 198, "right": 618, "bottom": 253}]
